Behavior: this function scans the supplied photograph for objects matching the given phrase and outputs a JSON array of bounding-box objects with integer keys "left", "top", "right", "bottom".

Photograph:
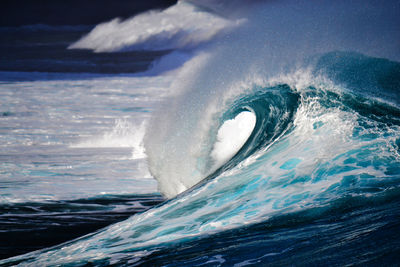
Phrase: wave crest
[{"left": 69, "top": 1, "right": 241, "bottom": 52}]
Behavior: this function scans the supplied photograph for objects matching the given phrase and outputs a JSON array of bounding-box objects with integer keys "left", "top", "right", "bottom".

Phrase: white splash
[
  {"left": 72, "top": 119, "right": 147, "bottom": 159},
  {"left": 69, "top": 1, "right": 241, "bottom": 52},
  {"left": 211, "top": 111, "right": 256, "bottom": 168}
]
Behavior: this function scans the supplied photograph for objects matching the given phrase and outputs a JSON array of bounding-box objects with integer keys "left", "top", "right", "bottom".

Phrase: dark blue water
[
  {"left": 0, "top": 194, "right": 164, "bottom": 260},
  {"left": 0, "top": 26, "right": 168, "bottom": 75}
]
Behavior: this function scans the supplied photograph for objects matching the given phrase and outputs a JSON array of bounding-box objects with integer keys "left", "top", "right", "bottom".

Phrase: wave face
[{"left": 2, "top": 0, "right": 400, "bottom": 265}]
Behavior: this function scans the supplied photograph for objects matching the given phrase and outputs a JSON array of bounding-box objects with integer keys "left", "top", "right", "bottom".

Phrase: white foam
[
  {"left": 69, "top": 1, "right": 240, "bottom": 52},
  {"left": 211, "top": 111, "right": 256, "bottom": 168},
  {"left": 72, "top": 119, "right": 147, "bottom": 159}
]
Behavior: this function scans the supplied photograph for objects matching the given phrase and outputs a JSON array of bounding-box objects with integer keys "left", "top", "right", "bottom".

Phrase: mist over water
[
  {"left": 1, "top": 0, "right": 400, "bottom": 265},
  {"left": 142, "top": 0, "right": 400, "bottom": 197}
]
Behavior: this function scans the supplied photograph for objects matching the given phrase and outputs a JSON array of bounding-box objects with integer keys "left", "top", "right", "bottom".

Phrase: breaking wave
[{"left": 2, "top": 0, "right": 400, "bottom": 265}]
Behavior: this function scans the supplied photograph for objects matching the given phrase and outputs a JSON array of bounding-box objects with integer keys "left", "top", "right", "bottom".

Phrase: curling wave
[{"left": 3, "top": 52, "right": 400, "bottom": 265}]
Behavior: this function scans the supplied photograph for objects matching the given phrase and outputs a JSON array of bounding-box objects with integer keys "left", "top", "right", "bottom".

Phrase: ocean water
[{"left": 1, "top": 0, "right": 400, "bottom": 266}]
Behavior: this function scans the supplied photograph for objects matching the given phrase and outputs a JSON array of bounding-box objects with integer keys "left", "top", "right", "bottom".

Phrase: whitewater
[{"left": 1, "top": 0, "right": 400, "bottom": 265}]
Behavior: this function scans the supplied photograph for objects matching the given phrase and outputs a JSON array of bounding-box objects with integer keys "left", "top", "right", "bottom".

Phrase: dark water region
[
  {"left": 0, "top": 28, "right": 169, "bottom": 75},
  {"left": 0, "top": 194, "right": 164, "bottom": 260},
  {"left": 1, "top": 0, "right": 177, "bottom": 27}
]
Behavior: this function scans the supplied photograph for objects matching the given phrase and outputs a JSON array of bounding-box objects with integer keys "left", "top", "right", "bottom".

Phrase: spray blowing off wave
[{"left": 143, "top": 0, "right": 400, "bottom": 198}]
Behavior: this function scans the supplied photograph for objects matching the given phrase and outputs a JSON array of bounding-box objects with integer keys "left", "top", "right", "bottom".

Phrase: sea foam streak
[{"left": 2, "top": 0, "right": 400, "bottom": 265}]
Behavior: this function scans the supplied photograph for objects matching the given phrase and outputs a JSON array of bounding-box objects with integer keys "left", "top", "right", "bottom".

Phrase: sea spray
[{"left": 143, "top": 0, "right": 400, "bottom": 198}]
